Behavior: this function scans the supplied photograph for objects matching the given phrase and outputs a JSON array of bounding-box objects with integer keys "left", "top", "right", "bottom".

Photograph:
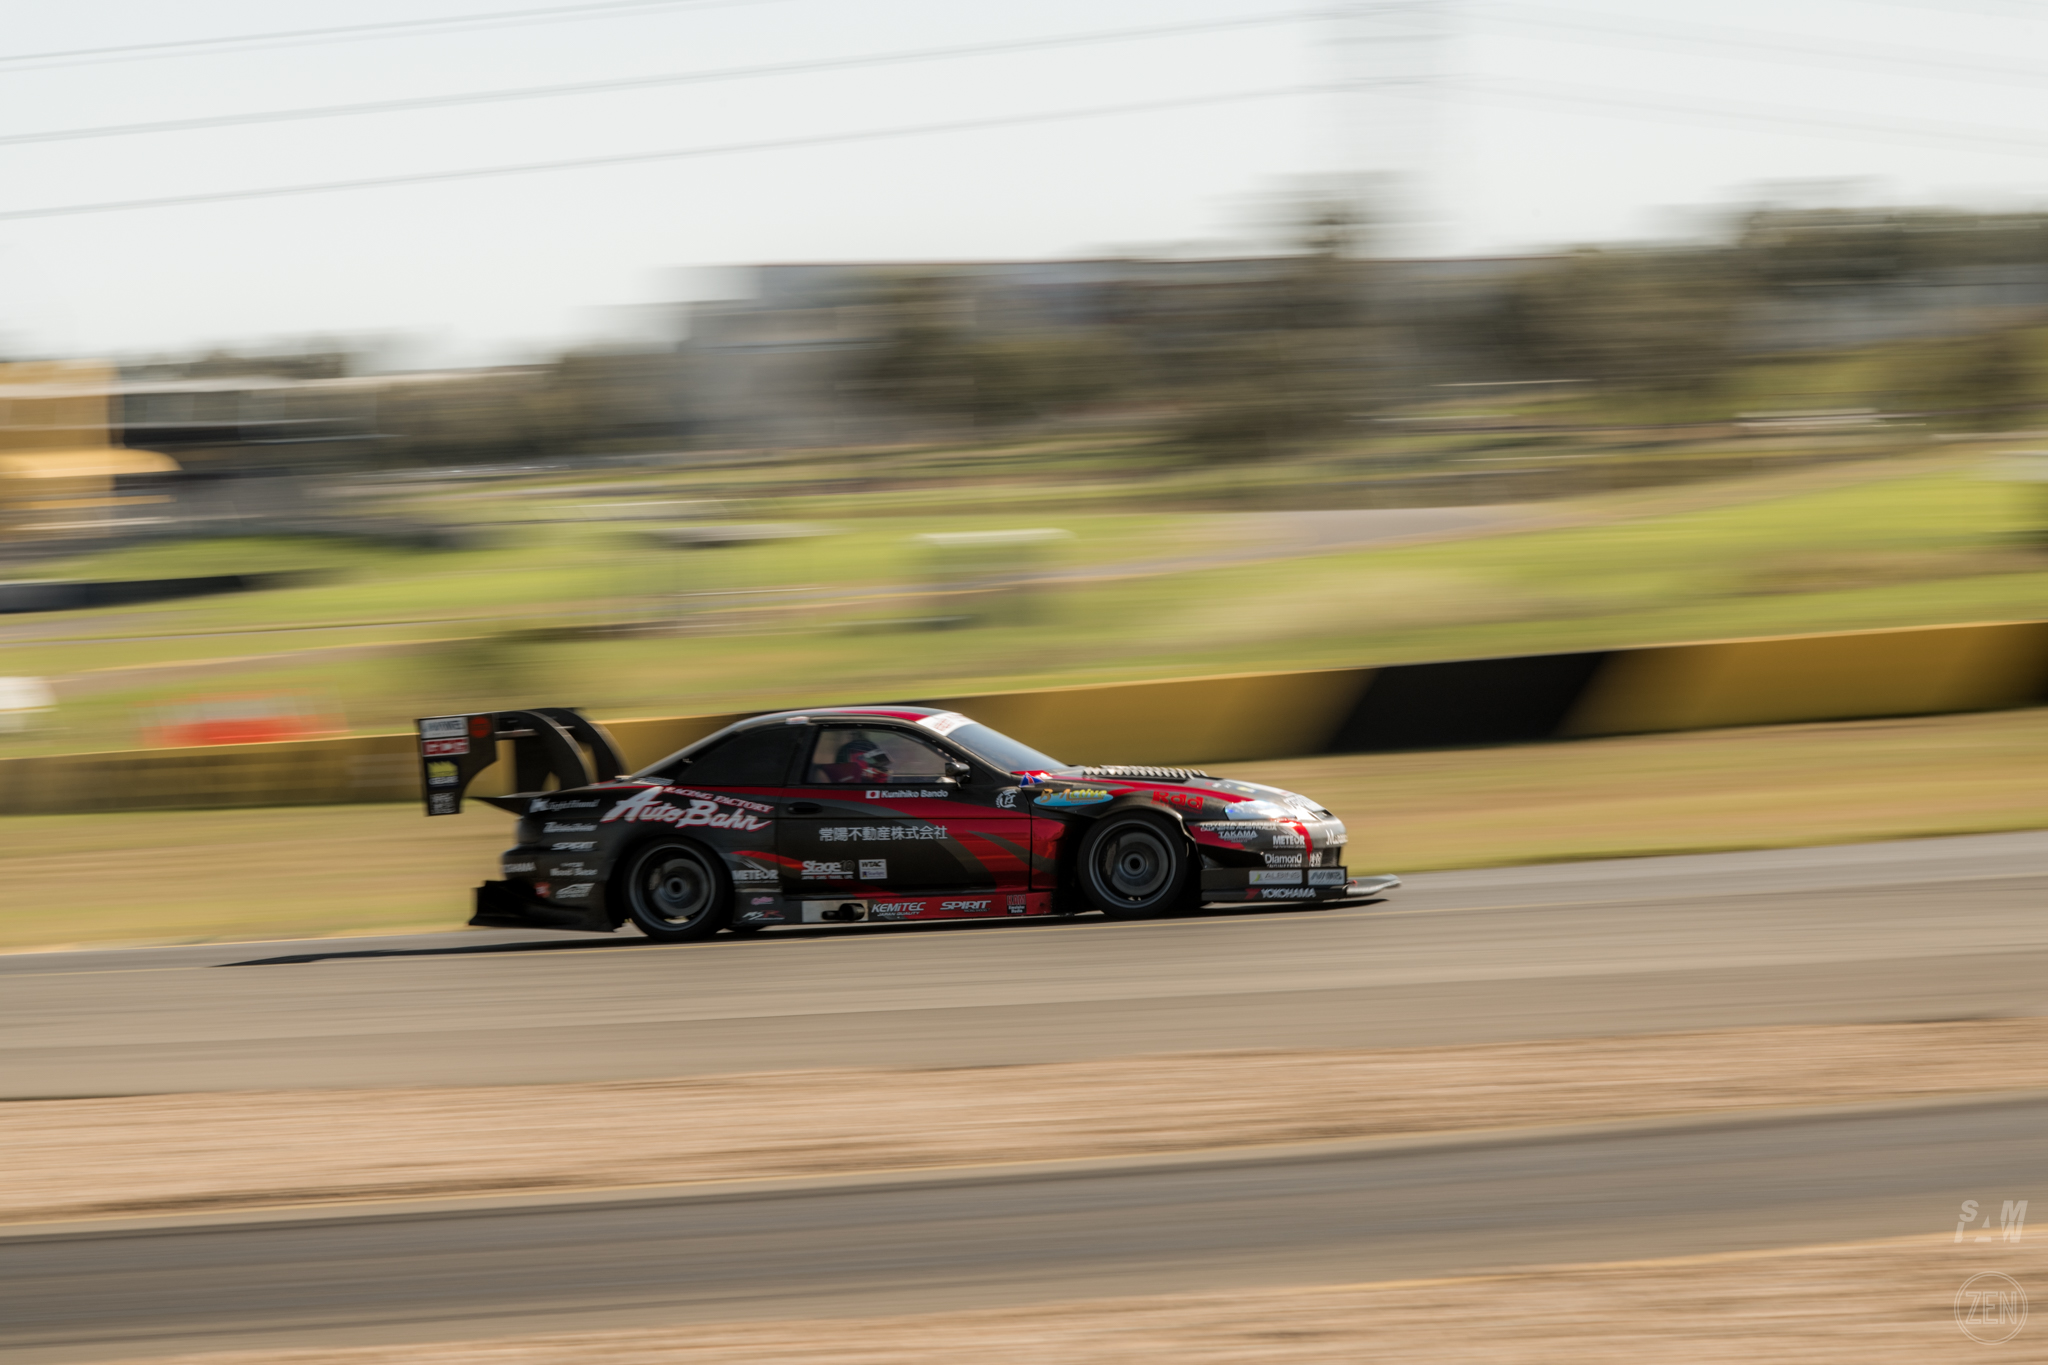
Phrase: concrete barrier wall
[{"left": 7, "top": 620, "right": 2048, "bottom": 815}]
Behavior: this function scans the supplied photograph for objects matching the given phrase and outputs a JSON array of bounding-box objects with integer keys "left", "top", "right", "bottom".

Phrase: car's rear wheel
[
  {"left": 1077, "top": 812, "right": 1196, "bottom": 919},
  {"left": 621, "top": 841, "right": 729, "bottom": 943}
]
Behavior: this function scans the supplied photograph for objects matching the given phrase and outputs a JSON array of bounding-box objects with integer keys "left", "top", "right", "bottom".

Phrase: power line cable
[
  {"left": 1482, "top": 2, "right": 2048, "bottom": 88},
  {"left": 1474, "top": 73, "right": 2048, "bottom": 158},
  {"left": 0, "top": 83, "right": 1333, "bottom": 223},
  {"left": 0, "top": 0, "right": 780, "bottom": 73},
  {"left": 0, "top": 11, "right": 1324, "bottom": 150}
]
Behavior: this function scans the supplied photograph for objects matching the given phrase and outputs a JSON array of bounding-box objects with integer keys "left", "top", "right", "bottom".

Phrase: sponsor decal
[
  {"left": 858, "top": 858, "right": 888, "bottom": 880},
  {"left": 468, "top": 715, "right": 493, "bottom": 739},
  {"left": 530, "top": 798, "right": 599, "bottom": 813},
  {"left": 1250, "top": 869, "right": 1301, "bottom": 885},
  {"left": 1269, "top": 833, "right": 1306, "bottom": 848},
  {"left": 1262, "top": 853, "right": 1304, "bottom": 868},
  {"left": 1224, "top": 799, "right": 1292, "bottom": 820},
  {"left": 820, "top": 824, "right": 947, "bottom": 842},
  {"left": 749, "top": 895, "right": 777, "bottom": 906},
  {"left": 1214, "top": 780, "right": 1258, "bottom": 795},
  {"left": 1007, "top": 895, "right": 1028, "bottom": 916},
  {"left": 549, "top": 862, "right": 598, "bottom": 877},
  {"left": 534, "top": 882, "right": 552, "bottom": 897},
  {"left": 671, "top": 787, "right": 774, "bottom": 814},
  {"left": 420, "top": 716, "right": 468, "bottom": 739},
  {"left": 552, "top": 841, "right": 595, "bottom": 851},
  {"left": 871, "top": 902, "right": 924, "bottom": 920},
  {"left": 1200, "top": 825, "right": 1265, "bottom": 841},
  {"left": 1034, "top": 787, "right": 1113, "bottom": 808},
  {"left": 803, "top": 860, "right": 854, "bottom": 879},
  {"left": 602, "top": 787, "right": 771, "bottom": 832},
  {"left": 996, "top": 788, "right": 1019, "bottom": 810},
  {"left": 555, "top": 882, "right": 595, "bottom": 900},
  {"left": 503, "top": 862, "right": 536, "bottom": 873},
  {"left": 1308, "top": 869, "right": 1347, "bottom": 886},
  {"left": 865, "top": 788, "right": 950, "bottom": 799},
  {"left": 1324, "top": 831, "right": 1349, "bottom": 847},
  {"left": 428, "top": 792, "right": 457, "bottom": 815},
  {"left": 1151, "top": 790, "right": 1204, "bottom": 812},
  {"left": 1017, "top": 771, "right": 1053, "bottom": 786},
  {"left": 943, "top": 898, "right": 994, "bottom": 914},
  {"left": 543, "top": 823, "right": 596, "bottom": 833},
  {"left": 731, "top": 867, "right": 777, "bottom": 882},
  {"left": 426, "top": 760, "right": 460, "bottom": 787},
  {"left": 421, "top": 737, "right": 468, "bottom": 757},
  {"left": 1261, "top": 887, "right": 1318, "bottom": 900},
  {"left": 915, "top": 712, "right": 970, "bottom": 737}
]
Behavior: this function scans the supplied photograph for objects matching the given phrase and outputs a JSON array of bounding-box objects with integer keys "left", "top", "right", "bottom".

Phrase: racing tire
[
  {"left": 620, "top": 841, "right": 731, "bottom": 943},
  {"left": 1077, "top": 812, "right": 1197, "bottom": 920}
]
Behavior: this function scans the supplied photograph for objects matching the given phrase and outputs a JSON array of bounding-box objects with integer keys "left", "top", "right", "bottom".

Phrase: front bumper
[{"left": 1198, "top": 871, "right": 1401, "bottom": 904}]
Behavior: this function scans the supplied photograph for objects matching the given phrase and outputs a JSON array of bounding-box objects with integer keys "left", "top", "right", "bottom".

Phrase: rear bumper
[{"left": 468, "top": 880, "right": 613, "bottom": 933}]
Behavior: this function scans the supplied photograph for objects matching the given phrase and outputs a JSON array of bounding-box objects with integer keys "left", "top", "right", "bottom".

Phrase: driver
[{"left": 817, "top": 735, "right": 894, "bottom": 784}]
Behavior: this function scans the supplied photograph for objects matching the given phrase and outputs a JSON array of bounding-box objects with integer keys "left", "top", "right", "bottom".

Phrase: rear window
[{"left": 670, "top": 725, "right": 804, "bottom": 787}]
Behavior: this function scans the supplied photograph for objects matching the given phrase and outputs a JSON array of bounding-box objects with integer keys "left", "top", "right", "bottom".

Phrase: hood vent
[{"left": 1079, "top": 765, "right": 1213, "bottom": 782}]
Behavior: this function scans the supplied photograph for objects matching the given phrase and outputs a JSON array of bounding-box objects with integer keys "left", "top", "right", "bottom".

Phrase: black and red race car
[{"left": 418, "top": 704, "right": 1399, "bottom": 942}]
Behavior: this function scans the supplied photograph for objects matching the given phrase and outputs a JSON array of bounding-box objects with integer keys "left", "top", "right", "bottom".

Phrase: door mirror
[{"left": 944, "top": 758, "right": 972, "bottom": 780}]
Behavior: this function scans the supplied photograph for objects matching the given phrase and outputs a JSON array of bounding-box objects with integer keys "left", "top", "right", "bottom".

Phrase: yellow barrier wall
[
  {"left": 4, "top": 621, "right": 2045, "bottom": 815},
  {"left": 1567, "top": 622, "right": 2048, "bottom": 736}
]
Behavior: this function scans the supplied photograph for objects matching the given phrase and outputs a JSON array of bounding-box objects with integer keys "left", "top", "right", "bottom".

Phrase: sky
[{"left": 3, "top": 0, "right": 2046, "bottom": 366}]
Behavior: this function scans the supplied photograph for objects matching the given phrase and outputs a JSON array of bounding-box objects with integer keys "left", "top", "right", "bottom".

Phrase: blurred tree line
[
  {"left": 121, "top": 204, "right": 2048, "bottom": 472},
  {"left": 848, "top": 201, "right": 1382, "bottom": 459},
  {"left": 852, "top": 203, "right": 2048, "bottom": 444}
]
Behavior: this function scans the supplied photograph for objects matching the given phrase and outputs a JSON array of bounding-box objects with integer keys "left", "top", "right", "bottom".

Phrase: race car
[{"left": 418, "top": 704, "right": 1400, "bottom": 942}]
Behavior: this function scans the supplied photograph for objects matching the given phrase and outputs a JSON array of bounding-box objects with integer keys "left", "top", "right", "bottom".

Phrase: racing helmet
[{"left": 836, "top": 735, "right": 893, "bottom": 782}]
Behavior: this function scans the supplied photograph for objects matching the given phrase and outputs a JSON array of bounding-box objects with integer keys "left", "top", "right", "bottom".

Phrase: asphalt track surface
[
  {"left": 5, "top": 831, "right": 2046, "bottom": 1360},
  {"left": 7, "top": 830, "right": 2047, "bottom": 1097}
]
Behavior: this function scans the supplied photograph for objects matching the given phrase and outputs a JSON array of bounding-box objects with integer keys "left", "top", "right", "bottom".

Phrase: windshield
[{"left": 945, "top": 722, "right": 1068, "bottom": 775}]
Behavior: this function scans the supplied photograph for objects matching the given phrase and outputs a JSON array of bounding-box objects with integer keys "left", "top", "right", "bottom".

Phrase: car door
[
  {"left": 779, "top": 723, "right": 1032, "bottom": 910},
  {"left": 632, "top": 721, "right": 807, "bottom": 901}
]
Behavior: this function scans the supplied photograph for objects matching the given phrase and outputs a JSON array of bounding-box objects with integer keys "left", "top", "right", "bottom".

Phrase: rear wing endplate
[{"left": 415, "top": 707, "right": 627, "bottom": 815}]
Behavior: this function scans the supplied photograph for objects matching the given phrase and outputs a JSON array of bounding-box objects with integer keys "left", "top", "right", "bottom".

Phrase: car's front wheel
[
  {"left": 1077, "top": 812, "right": 1196, "bottom": 919},
  {"left": 621, "top": 841, "right": 730, "bottom": 943}
]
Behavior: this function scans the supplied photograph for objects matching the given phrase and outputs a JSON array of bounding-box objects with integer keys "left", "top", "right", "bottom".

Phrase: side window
[
  {"left": 807, "top": 727, "right": 949, "bottom": 785},
  {"left": 675, "top": 725, "right": 805, "bottom": 787}
]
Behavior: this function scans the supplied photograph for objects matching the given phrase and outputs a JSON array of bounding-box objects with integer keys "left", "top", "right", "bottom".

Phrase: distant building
[{"left": 0, "top": 361, "right": 179, "bottom": 540}]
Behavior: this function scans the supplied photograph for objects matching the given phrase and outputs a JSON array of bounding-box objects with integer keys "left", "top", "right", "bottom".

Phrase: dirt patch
[
  {"left": 93, "top": 1233, "right": 2045, "bottom": 1364},
  {"left": 8, "top": 1019, "right": 2048, "bottom": 1225}
]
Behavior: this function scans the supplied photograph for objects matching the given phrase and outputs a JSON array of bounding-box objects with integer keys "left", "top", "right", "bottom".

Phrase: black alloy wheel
[
  {"left": 621, "top": 841, "right": 730, "bottom": 943},
  {"left": 1077, "top": 812, "right": 1195, "bottom": 919}
]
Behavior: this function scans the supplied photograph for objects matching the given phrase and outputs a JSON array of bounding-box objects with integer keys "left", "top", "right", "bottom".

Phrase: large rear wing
[{"left": 415, "top": 708, "right": 628, "bottom": 815}]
